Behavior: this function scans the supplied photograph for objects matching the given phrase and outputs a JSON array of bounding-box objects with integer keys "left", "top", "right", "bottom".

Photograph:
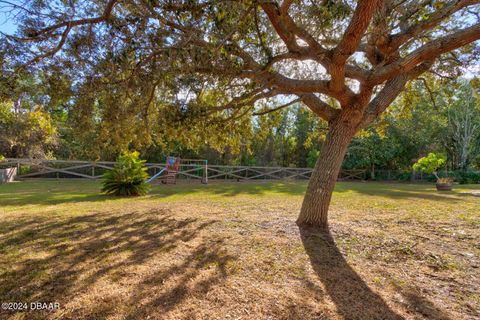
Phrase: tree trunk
[{"left": 297, "top": 120, "right": 357, "bottom": 228}]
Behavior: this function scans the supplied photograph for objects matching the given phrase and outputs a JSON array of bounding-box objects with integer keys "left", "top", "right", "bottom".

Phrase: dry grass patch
[{"left": 0, "top": 180, "right": 479, "bottom": 319}]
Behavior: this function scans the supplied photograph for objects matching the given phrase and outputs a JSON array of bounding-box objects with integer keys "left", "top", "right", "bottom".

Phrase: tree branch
[
  {"left": 260, "top": 1, "right": 328, "bottom": 61},
  {"left": 280, "top": 0, "right": 294, "bottom": 14},
  {"left": 369, "top": 23, "right": 480, "bottom": 84},
  {"left": 27, "top": 24, "right": 72, "bottom": 65},
  {"left": 260, "top": 2, "right": 301, "bottom": 53},
  {"left": 299, "top": 93, "right": 339, "bottom": 122},
  {"left": 389, "top": 0, "right": 479, "bottom": 51},
  {"left": 253, "top": 97, "right": 300, "bottom": 115},
  {"left": 418, "top": 77, "right": 438, "bottom": 110},
  {"left": 16, "top": 0, "right": 118, "bottom": 40},
  {"left": 329, "top": 0, "right": 380, "bottom": 92},
  {"left": 363, "top": 61, "right": 434, "bottom": 125},
  {"left": 206, "top": 88, "right": 277, "bottom": 114},
  {"left": 334, "top": 0, "right": 381, "bottom": 62}
]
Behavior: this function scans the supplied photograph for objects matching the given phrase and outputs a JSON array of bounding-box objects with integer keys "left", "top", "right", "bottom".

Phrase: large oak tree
[{"left": 2, "top": 0, "right": 480, "bottom": 227}]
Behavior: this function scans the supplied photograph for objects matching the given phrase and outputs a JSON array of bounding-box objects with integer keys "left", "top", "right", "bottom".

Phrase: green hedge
[{"left": 454, "top": 171, "right": 480, "bottom": 184}]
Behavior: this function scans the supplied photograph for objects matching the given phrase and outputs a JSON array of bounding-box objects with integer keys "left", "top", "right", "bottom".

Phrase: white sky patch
[
  {"left": 275, "top": 59, "right": 329, "bottom": 80},
  {"left": 461, "top": 65, "right": 480, "bottom": 79},
  {"left": 346, "top": 79, "right": 361, "bottom": 94},
  {"left": 295, "top": 37, "right": 308, "bottom": 47}
]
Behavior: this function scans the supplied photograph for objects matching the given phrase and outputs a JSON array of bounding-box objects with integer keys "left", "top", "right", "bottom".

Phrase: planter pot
[
  {"left": 436, "top": 182, "right": 453, "bottom": 191},
  {"left": 0, "top": 167, "right": 17, "bottom": 183}
]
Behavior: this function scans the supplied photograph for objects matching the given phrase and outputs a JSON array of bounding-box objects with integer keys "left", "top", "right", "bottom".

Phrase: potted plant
[{"left": 413, "top": 153, "right": 453, "bottom": 191}]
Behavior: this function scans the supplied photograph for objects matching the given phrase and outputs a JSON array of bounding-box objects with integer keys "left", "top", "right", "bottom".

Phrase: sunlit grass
[{"left": 0, "top": 179, "right": 479, "bottom": 319}]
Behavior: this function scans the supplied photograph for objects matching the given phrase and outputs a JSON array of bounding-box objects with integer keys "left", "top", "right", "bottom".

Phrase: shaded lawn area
[{"left": 0, "top": 180, "right": 479, "bottom": 320}]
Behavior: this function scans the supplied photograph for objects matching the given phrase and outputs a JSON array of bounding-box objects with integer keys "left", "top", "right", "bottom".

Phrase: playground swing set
[{"left": 146, "top": 156, "right": 208, "bottom": 184}]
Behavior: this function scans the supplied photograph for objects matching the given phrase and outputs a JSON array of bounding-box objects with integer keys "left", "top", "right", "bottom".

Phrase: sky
[
  {"left": 0, "top": 1, "right": 19, "bottom": 35},
  {"left": 0, "top": 19, "right": 17, "bottom": 35}
]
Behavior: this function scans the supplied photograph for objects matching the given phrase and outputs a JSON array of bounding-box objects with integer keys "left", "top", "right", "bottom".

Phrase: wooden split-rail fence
[{"left": 1, "top": 158, "right": 367, "bottom": 182}]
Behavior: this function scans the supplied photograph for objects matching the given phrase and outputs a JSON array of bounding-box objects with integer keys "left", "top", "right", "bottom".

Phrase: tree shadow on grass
[
  {"left": 0, "top": 180, "right": 308, "bottom": 207},
  {"left": 0, "top": 180, "right": 109, "bottom": 206},
  {"left": 150, "top": 180, "right": 308, "bottom": 198},
  {"left": 3, "top": 179, "right": 477, "bottom": 208},
  {"left": 300, "top": 226, "right": 404, "bottom": 320},
  {"left": 3, "top": 180, "right": 471, "bottom": 208},
  {"left": 334, "top": 182, "right": 463, "bottom": 203},
  {"left": 0, "top": 208, "right": 233, "bottom": 319},
  {"left": 392, "top": 284, "right": 452, "bottom": 320},
  {"left": 125, "top": 238, "right": 235, "bottom": 319}
]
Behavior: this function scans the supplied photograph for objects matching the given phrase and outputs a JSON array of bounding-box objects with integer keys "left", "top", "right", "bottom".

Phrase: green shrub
[
  {"left": 19, "top": 165, "right": 32, "bottom": 175},
  {"left": 0, "top": 154, "right": 4, "bottom": 161},
  {"left": 454, "top": 171, "right": 480, "bottom": 184},
  {"left": 307, "top": 150, "right": 320, "bottom": 168},
  {"left": 102, "top": 151, "right": 150, "bottom": 196},
  {"left": 397, "top": 171, "right": 412, "bottom": 181}
]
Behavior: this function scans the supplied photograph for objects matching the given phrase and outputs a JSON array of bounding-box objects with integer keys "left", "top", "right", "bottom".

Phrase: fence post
[{"left": 204, "top": 160, "right": 208, "bottom": 184}]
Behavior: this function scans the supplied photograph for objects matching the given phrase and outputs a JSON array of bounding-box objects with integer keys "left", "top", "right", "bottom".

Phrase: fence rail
[
  {"left": 3, "top": 159, "right": 477, "bottom": 183},
  {"left": 1, "top": 158, "right": 370, "bottom": 182}
]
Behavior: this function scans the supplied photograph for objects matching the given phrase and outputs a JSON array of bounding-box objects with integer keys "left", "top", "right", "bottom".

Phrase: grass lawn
[{"left": 0, "top": 180, "right": 479, "bottom": 320}]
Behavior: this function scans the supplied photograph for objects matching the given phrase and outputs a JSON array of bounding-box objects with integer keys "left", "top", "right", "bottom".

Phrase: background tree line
[{"left": 1, "top": 73, "right": 479, "bottom": 176}]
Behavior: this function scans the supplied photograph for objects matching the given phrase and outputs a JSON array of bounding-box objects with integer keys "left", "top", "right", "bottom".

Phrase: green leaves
[
  {"left": 101, "top": 151, "right": 150, "bottom": 196},
  {"left": 413, "top": 152, "right": 447, "bottom": 175},
  {"left": 0, "top": 102, "right": 58, "bottom": 158},
  {"left": 307, "top": 150, "right": 320, "bottom": 168}
]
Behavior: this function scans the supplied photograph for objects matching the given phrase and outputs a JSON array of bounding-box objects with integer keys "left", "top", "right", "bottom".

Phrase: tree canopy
[
  {"left": 1, "top": 0, "right": 479, "bottom": 227},
  {"left": 1, "top": 0, "right": 479, "bottom": 125}
]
